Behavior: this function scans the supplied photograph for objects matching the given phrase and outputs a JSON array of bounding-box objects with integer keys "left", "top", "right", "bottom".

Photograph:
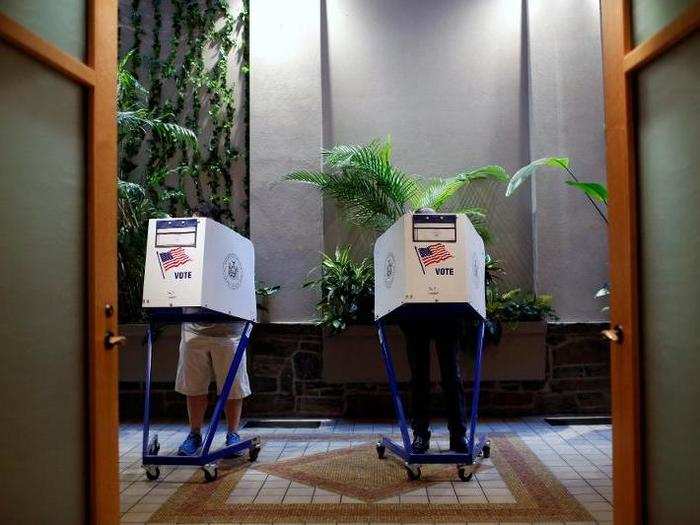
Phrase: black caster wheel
[
  {"left": 147, "top": 434, "right": 160, "bottom": 456},
  {"left": 376, "top": 442, "right": 386, "bottom": 459},
  {"left": 203, "top": 465, "right": 218, "bottom": 482},
  {"left": 144, "top": 465, "right": 160, "bottom": 481},
  {"left": 405, "top": 463, "right": 421, "bottom": 481},
  {"left": 458, "top": 466, "right": 473, "bottom": 482},
  {"left": 482, "top": 443, "right": 491, "bottom": 459},
  {"left": 249, "top": 444, "right": 261, "bottom": 462}
]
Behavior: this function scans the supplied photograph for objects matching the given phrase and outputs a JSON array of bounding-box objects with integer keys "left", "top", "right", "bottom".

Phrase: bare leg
[
  {"left": 186, "top": 394, "right": 208, "bottom": 433},
  {"left": 225, "top": 398, "right": 243, "bottom": 432}
]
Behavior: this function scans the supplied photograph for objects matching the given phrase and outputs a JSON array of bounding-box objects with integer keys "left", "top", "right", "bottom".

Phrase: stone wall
[{"left": 120, "top": 322, "right": 609, "bottom": 420}]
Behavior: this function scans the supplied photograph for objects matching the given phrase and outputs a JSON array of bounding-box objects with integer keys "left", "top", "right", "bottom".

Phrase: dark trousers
[{"left": 400, "top": 321, "right": 467, "bottom": 438}]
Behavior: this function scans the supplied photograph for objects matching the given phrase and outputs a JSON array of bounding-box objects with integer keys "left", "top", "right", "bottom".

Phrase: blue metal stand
[
  {"left": 141, "top": 310, "right": 261, "bottom": 482},
  {"left": 375, "top": 319, "right": 490, "bottom": 481}
]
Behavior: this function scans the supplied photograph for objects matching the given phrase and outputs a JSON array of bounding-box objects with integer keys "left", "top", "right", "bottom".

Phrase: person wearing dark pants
[{"left": 400, "top": 319, "right": 469, "bottom": 453}]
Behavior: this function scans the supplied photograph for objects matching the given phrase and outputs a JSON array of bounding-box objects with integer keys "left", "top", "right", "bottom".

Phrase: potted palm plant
[{"left": 286, "top": 137, "right": 506, "bottom": 238}]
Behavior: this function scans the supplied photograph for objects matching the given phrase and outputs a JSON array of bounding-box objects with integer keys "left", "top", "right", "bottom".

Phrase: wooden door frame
[
  {"left": 0, "top": 2, "right": 119, "bottom": 524},
  {"left": 600, "top": 2, "right": 700, "bottom": 524}
]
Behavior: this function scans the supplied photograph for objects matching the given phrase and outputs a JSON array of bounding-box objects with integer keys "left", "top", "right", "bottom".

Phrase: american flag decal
[
  {"left": 158, "top": 247, "right": 192, "bottom": 271},
  {"left": 416, "top": 243, "right": 453, "bottom": 270}
]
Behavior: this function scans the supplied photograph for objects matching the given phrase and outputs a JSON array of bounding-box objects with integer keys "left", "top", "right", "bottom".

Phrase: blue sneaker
[
  {"left": 177, "top": 431, "right": 202, "bottom": 456},
  {"left": 225, "top": 431, "right": 243, "bottom": 456}
]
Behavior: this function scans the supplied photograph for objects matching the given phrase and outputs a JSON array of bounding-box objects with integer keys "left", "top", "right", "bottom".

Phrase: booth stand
[
  {"left": 372, "top": 212, "right": 491, "bottom": 481},
  {"left": 374, "top": 310, "right": 490, "bottom": 482},
  {"left": 140, "top": 308, "right": 261, "bottom": 482},
  {"left": 139, "top": 216, "right": 261, "bottom": 482}
]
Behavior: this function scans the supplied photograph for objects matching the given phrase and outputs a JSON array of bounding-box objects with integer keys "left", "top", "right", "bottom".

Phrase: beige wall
[
  {"left": 250, "top": 0, "right": 324, "bottom": 322},
  {"left": 528, "top": 0, "right": 609, "bottom": 322}
]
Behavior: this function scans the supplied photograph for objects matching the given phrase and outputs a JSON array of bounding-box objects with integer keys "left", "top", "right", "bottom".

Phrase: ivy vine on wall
[{"left": 119, "top": 0, "right": 249, "bottom": 234}]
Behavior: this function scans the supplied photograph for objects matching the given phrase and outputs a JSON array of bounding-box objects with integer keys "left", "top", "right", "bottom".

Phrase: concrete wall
[
  {"left": 250, "top": 0, "right": 608, "bottom": 323},
  {"left": 322, "top": 0, "right": 534, "bottom": 292},
  {"left": 250, "top": 0, "right": 324, "bottom": 322},
  {"left": 527, "top": 0, "right": 609, "bottom": 322}
]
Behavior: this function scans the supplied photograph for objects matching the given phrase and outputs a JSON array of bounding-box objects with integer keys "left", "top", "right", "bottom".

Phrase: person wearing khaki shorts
[{"left": 175, "top": 320, "right": 251, "bottom": 456}]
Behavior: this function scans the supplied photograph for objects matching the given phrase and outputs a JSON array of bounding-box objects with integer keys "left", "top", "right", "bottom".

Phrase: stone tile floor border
[{"left": 119, "top": 418, "right": 612, "bottom": 524}]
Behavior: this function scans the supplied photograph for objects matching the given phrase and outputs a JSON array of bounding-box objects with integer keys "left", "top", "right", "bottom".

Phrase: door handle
[
  {"left": 105, "top": 331, "right": 127, "bottom": 349},
  {"left": 602, "top": 325, "right": 623, "bottom": 344}
]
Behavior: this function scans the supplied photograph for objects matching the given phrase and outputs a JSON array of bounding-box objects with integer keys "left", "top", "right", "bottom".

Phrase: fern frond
[
  {"left": 452, "top": 206, "right": 491, "bottom": 243},
  {"left": 411, "top": 176, "right": 468, "bottom": 211},
  {"left": 117, "top": 50, "right": 148, "bottom": 106},
  {"left": 117, "top": 110, "right": 198, "bottom": 148},
  {"left": 285, "top": 170, "right": 331, "bottom": 186},
  {"left": 454, "top": 165, "right": 509, "bottom": 183},
  {"left": 148, "top": 119, "right": 198, "bottom": 147}
]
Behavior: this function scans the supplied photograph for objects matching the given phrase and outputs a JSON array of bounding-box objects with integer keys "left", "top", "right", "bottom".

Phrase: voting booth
[
  {"left": 142, "top": 217, "right": 257, "bottom": 321},
  {"left": 373, "top": 213, "right": 486, "bottom": 321},
  {"left": 140, "top": 217, "right": 261, "bottom": 482},
  {"left": 373, "top": 212, "right": 490, "bottom": 482}
]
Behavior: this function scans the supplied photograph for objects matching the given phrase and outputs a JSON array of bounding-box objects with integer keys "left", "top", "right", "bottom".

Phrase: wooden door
[
  {"left": 600, "top": 1, "right": 700, "bottom": 523},
  {"left": 0, "top": 2, "right": 119, "bottom": 523}
]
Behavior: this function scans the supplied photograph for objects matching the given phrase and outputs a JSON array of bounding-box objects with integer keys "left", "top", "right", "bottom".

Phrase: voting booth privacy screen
[
  {"left": 373, "top": 213, "right": 486, "bottom": 320},
  {"left": 142, "top": 217, "right": 257, "bottom": 321}
]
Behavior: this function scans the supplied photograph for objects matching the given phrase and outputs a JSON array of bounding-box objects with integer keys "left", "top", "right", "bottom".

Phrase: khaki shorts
[{"left": 175, "top": 328, "right": 251, "bottom": 400}]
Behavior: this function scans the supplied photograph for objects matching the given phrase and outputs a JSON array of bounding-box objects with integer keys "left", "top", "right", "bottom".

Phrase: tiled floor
[{"left": 119, "top": 418, "right": 613, "bottom": 524}]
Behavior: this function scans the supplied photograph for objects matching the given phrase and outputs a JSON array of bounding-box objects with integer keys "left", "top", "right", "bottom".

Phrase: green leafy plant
[
  {"left": 506, "top": 157, "right": 609, "bottom": 311},
  {"left": 487, "top": 288, "right": 557, "bottom": 323},
  {"left": 118, "top": 51, "right": 198, "bottom": 158},
  {"left": 117, "top": 52, "right": 197, "bottom": 322},
  {"left": 286, "top": 137, "right": 508, "bottom": 241},
  {"left": 117, "top": 181, "right": 169, "bottom": 322},
  {"left": 505, "top": 157, "right": 608, "bottom": 225},
  {"left": 256, "top": 282, "right": 281, "bottom": 313},
  {"left": 485, "top": 288, "right": 558, "bottom": 344},
  {"left": 121, "top": 0, "right": 249, "bottom": 229},
  {"left": 303, "top": 246, "right": 374, "bottom": 333}
]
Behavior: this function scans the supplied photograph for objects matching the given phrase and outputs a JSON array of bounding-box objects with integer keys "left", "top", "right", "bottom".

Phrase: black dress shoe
[
  {"left": 449, "top": 434, "right": 469, "bottom": 453},
  {"left": 411, "top": 431, "right": 431, "bottom": 453}
]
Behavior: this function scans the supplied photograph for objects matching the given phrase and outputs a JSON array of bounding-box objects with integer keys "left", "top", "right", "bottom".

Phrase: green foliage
[
  {"left": 117, "top": 50, "right": 200, "bottom": 322},
  {"left": 505, "top": 157, "right": 569, "bottom": 196},
  {"left": 565, "top": 181, "right": 608, "bottom": 203},
  {"left": 595, "top": 283, "right": 610, "bottom": 313},
  {"left": 286, "top": 138, "right": 508, "bottom": 240},
  {"left": 303, "top": 247, "right": 374, "bottom": 333},
  {"left": 505, "top": 156, "right": 609, "bottom": 309},
  {"left": 483, "top": 288, "right": 557, "bottom": 345},
  {"left": 118, "top": 51, "right": 198, "bottom": 161},
  {"left": 255, "top": 282, "right": 281, "bottom": 312},
  {"left": 505, "top": 156, "right": 608, "bottom": 224},
  {"left": 484, "top": 254, "right": 504, "bottom": 288},
  {"left": 486, "top": 288, "right": 557, "bottom": 324},
  {"left": 117, "top": 181, "right": 168, "bottom": 323},
  {"left": 120, "top": 0, "right": 248, "bottom": 229}
]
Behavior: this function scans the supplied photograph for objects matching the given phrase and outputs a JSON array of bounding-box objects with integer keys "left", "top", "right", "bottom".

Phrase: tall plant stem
[{"left": 563, "top": 165, "right": 609, "bottom": 225}]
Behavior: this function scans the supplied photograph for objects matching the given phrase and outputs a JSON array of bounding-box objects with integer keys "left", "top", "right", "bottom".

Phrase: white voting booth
[
  {"left": 142, "top": 217, "right": 257, "bottom": 321},
  {"left": 372, "top": 212, "right": 490, "bottom": 482},
  {"left": 140, "top": 217, "right": 261, "bottom": 482},
  {"left": 373, "top": 212, "right": 486, "bottom": 321}
]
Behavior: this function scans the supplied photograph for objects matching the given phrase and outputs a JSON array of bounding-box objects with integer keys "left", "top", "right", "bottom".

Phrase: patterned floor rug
[{"left": 148, "top": 434, "right": 594, "bottom": 523}]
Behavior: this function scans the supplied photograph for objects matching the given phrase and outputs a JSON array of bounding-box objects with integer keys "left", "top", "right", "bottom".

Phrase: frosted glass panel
[
  {"left": 0, "top": 0, "right": 86, "bottom": 59},
  {"left": 636, "top": 33, "right": 700, "bottom": 523},
  {"left": 632, "top": 0, "right": 695, "bottom": 44},
  {"left": 0, "top": 42, "right": 86, "bottom": 523}
]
